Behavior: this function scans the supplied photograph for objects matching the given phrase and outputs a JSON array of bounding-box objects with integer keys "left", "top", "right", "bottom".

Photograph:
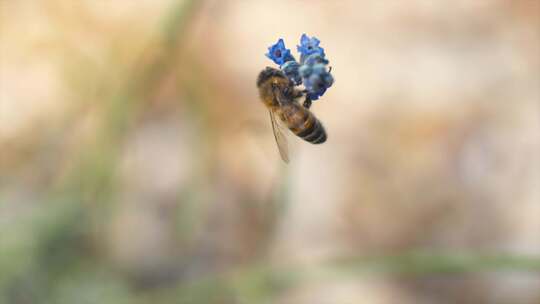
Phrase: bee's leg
[
  {"left": 292, "top": 88, "right": 304, "bottom": 98},
  {"left": 303, "top": 97, "right": 312, "bottom": 109}
]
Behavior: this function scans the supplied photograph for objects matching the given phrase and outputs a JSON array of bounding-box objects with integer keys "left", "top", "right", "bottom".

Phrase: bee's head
[{"left": 257, "top": 67, "right": 288, "bottom": 88}]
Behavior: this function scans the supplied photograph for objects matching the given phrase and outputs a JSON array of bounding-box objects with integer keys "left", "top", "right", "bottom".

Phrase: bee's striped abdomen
[
  {"left": 281, "top": 105, "right": 327, "bottom": 144},
  {"left": 295, "top": 112, "right": 327, "bottom": 144}
]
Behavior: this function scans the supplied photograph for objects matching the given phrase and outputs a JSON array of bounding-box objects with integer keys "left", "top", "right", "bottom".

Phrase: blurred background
[{"left": 1, "top": 1, "right": 539, "bottom": 303}]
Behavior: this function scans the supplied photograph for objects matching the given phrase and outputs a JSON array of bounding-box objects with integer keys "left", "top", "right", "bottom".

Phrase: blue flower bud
[
  {"left": 301, "top": 63, "right": 333, "bottom": 100},
  {"left": 298, "top": 64, "right": 311, "bottom": 79},
  {"left": 303, "top": 53, "right": 329, "bottom": 66},
  {"left": 281, "top": 60, "right": 302, "bottom": 85}
]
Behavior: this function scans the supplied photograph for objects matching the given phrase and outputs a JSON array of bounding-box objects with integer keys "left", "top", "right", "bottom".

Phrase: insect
[{"left": 256, "top": 67, "right": 327, "bottom": 163}]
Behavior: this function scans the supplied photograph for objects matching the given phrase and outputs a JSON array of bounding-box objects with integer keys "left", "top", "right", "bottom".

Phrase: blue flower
[
  {"left": 281, "top": 61, "right": 302, "bottom": 85},
  {"left": 297, "top": 34, "right": 325, "bottom": 63},
  {"left": 266, "top": 38, "right": 295, "bottom": 66}
]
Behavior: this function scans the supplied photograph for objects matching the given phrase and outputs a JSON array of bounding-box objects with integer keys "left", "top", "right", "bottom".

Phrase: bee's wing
[{"left": 269, "top": 110, "right": 289, "bottom": 163}]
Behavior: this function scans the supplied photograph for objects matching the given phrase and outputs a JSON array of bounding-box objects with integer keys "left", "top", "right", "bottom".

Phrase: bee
[{"left": 256, "top": 67, "right": 327, "bottom": 163}]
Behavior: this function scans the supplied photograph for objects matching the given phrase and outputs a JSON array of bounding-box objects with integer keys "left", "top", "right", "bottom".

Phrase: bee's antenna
[{"left": 328, "top": 66, "right": 333, "bottom": 73}]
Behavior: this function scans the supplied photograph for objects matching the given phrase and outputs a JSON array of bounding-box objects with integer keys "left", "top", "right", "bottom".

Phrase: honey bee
[{"left": 257, "top": 67, "right": 327, "bottom": 163}]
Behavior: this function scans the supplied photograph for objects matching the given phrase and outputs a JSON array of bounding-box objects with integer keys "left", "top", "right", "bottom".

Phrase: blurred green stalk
[{"left": 59, "top": 0, "right": 201, "bottom": 203}]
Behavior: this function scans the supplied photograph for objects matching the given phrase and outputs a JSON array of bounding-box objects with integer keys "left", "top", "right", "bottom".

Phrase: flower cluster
[{"left": 265, "top": 34, "right": 333, "bottom": 101}]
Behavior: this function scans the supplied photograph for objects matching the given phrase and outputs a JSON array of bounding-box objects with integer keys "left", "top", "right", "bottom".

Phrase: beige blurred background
[{"left": 1, "top": 1, "right": 539, "bottom": 303}]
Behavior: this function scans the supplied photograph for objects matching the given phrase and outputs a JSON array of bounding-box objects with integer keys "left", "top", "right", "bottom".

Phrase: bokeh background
[{"left": 1, "top": 1, "right": 539, "bottom": 303}]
